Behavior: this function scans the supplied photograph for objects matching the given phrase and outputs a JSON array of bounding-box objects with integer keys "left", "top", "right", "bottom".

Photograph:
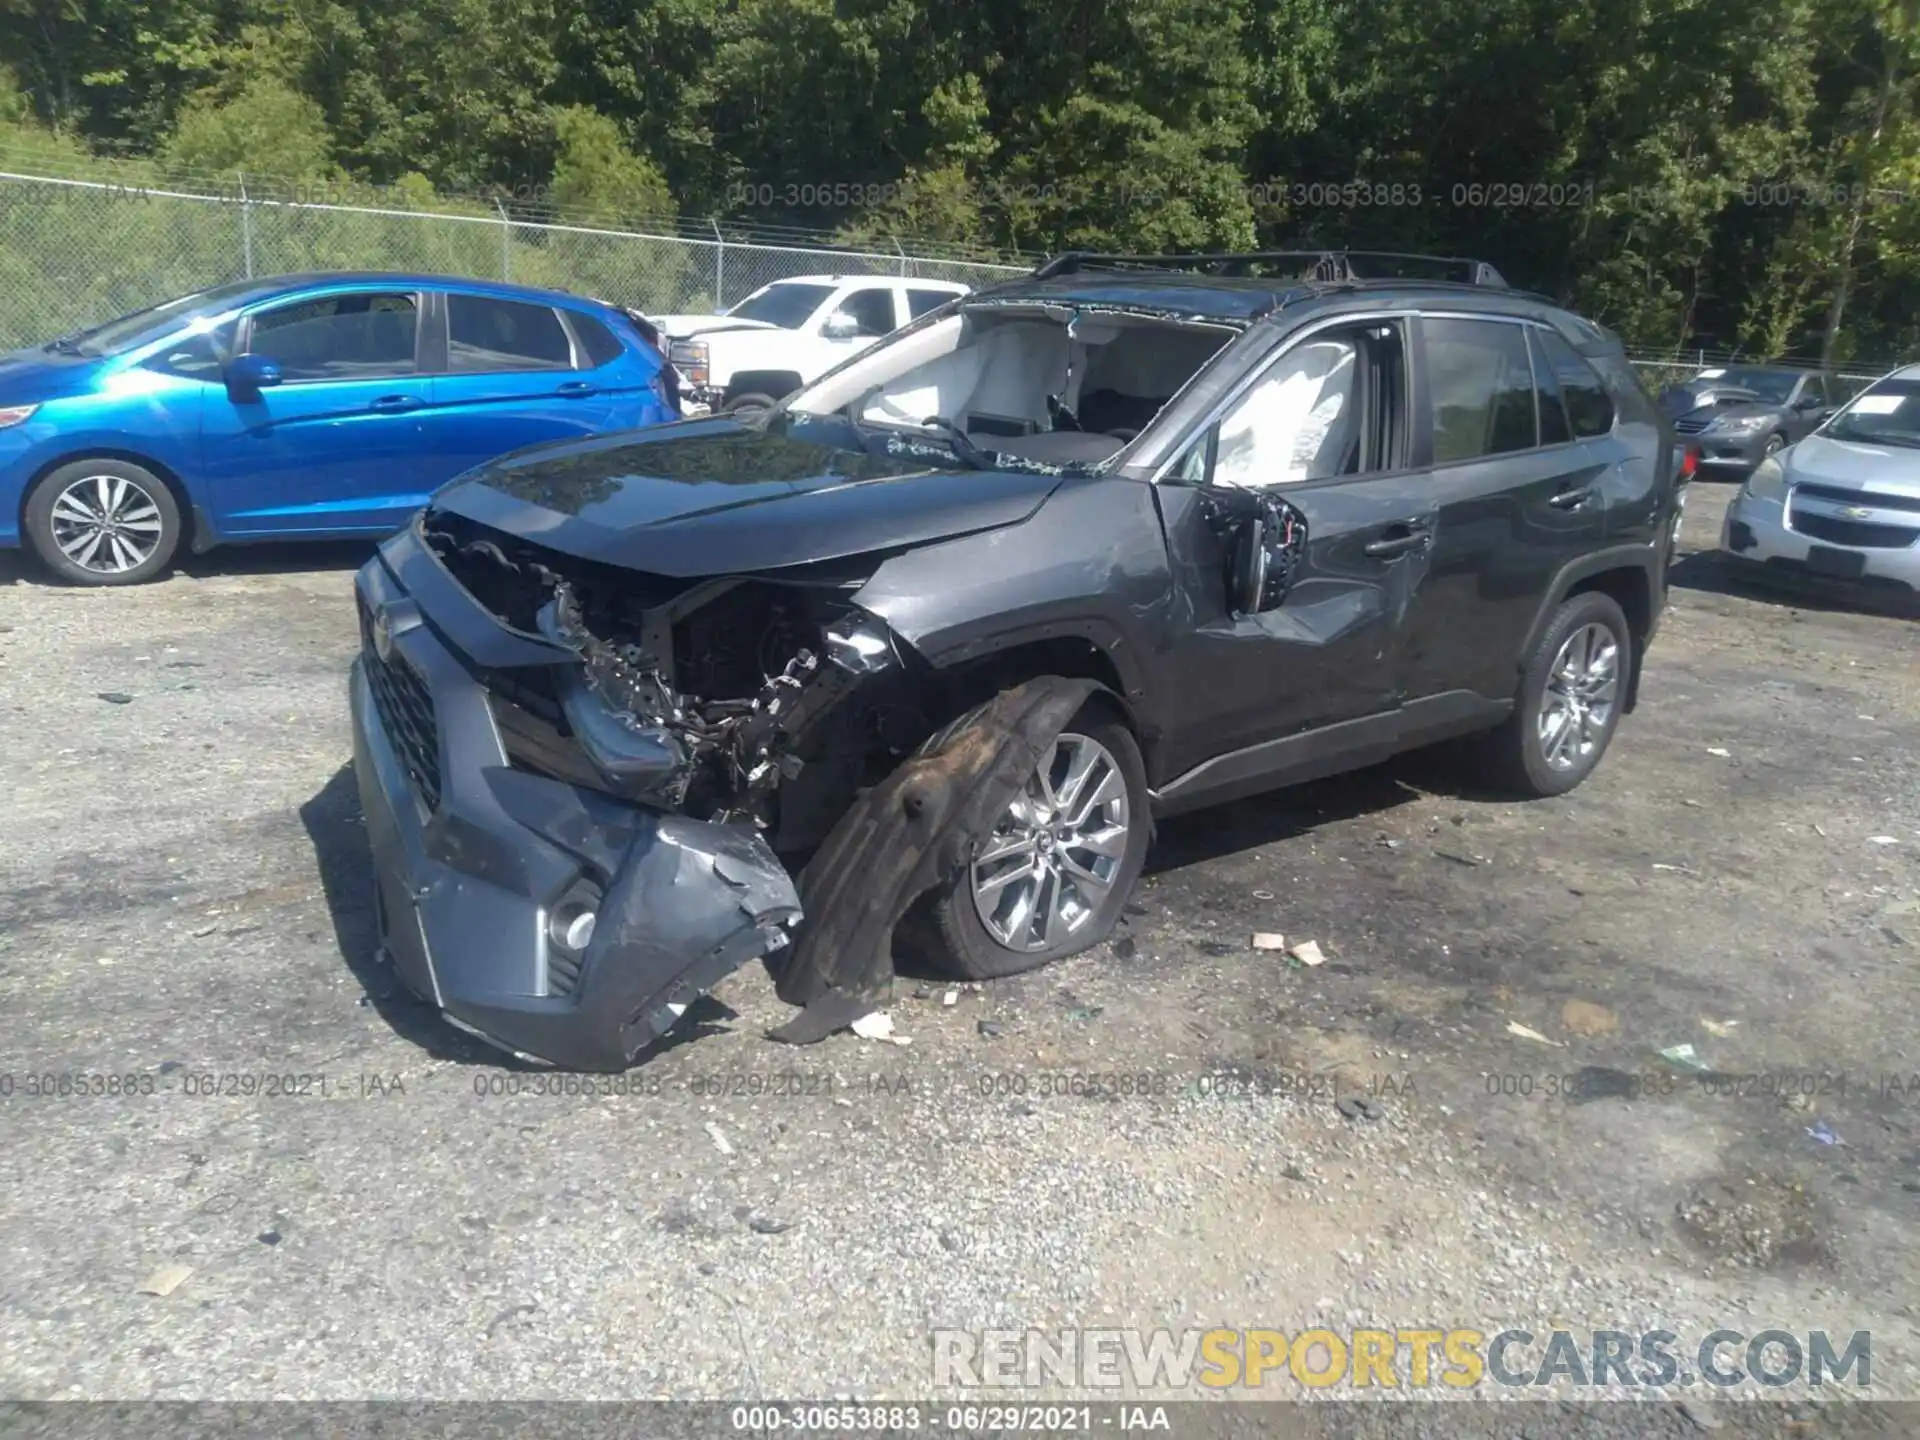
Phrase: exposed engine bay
[{"left": 422, "top": 511, "right": 933, "bottom": 854}]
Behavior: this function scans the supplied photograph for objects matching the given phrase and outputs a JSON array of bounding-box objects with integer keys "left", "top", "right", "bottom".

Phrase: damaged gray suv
[{"left": 350, "top": 250, "right": 1681, "bottom": 1070}]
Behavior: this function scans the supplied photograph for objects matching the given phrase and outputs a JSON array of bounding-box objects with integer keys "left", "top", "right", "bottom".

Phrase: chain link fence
[{"left": 0, "top": 167, "right": 1027, "bottom": 351}]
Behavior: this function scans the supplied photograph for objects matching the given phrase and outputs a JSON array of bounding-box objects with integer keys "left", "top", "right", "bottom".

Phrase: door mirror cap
[
  {"left": 821, "top": 310, "right": 862, "bottom": 341},
  {"left": 225, "top": 353, "right": 283, "bottom": 393}
]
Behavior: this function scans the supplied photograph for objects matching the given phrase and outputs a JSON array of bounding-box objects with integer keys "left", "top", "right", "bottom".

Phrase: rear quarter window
[{"left": 571, "top": 312, "right": 627, "bottom": 368}]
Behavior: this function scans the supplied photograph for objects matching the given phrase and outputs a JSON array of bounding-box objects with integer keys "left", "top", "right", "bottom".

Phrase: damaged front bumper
[{"left": 349, "top": 546, "right": 801, "bottom": 1071}]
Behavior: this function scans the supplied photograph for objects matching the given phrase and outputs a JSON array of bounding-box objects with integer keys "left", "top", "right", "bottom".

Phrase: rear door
[
  {"left": 200, "top": 287, "right": 432, "bottom": 537},
  {"left": 1396, "top": 315, "right": 1610, "bottom": 703},
  {"left": 423, "top": 291, "right": 629, "bottom": 480}
]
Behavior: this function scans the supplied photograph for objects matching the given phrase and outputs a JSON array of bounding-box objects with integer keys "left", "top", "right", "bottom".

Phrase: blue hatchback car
[{"left": 0, "top": 272, "right": 678, "bottom": 584}]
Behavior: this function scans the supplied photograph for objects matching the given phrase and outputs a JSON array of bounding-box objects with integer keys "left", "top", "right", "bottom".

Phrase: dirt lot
[{"left": 2, "top": 484, "right": 1918, "bottom": 1433}]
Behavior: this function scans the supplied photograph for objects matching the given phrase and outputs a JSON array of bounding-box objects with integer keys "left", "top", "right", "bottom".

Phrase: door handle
[
  {"left": 557, "top": 380, "right": 598, "bottom": 397},
  {"left": 1362, "top": 522, "right": 1429, "bottom": 558},
  {"left": 370, "top": 394, "right": 420, "bottom": 413},
  {"left": 1549, "top": 485, "right": 1594, "bottom": 509}
]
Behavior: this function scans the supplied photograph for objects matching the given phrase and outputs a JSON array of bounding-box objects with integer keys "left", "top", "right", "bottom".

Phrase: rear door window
[
  {"left": 1422, "top": 317, "right": 1536, "bottom": 463},
  {"left": 447, "top": 294, "right": 575, "bottom": 372},
  {"left": 1528, "top": 329, "right": 1574, "bottom": 445},
  {"left": 246, "top": 292, "right": 418, "bottom": 381}
]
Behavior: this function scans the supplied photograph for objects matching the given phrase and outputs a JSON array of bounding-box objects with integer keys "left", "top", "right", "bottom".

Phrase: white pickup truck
[{"left": 652, "top": 274, "right": 970, "bottom": 417}]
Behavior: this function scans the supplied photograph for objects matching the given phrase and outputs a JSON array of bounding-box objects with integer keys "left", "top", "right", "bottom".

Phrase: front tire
[
  {"left": 1476, "top": 592, "right": 1632, "bottom": 797},
  {"left": 25, "top": 458, "right": 182, "bottom": 586},
  {"left": 913, "top": 702, "right": 1150, "bottom": 980}
]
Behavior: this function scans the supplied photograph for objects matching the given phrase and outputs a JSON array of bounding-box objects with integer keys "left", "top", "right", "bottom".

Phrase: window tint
[
  {"left": 1532, "top": 327, "right": 1615, "bottom": 437},
  {"left": 572, "top": 312, "right": 626, "bottom": 368},
  {"left": 907, "top": 288, "right": 956, "bottom": 320},
  {"left": 142, "top": 321, "right": 235, "bottom": 380},
  {"left": 447, "top": 294, "right": 573, "bottom": 372},
  {"left": 834, "top": 288, "right": 897, "bottom": 339},
  {"left": 1424, "top": 318, "right": 1535, "bottom": 463},
  {"left": 1214, "top": 338, "right": 1360, "bottom": 487},
  {"left": 1528, "top": 329, "right": 1572, "bottom": 445},
  {"left": 246, "top": 292, "right": 417, "bottom": 380}
]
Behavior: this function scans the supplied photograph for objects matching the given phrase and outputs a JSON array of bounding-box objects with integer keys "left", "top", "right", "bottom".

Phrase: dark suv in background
[
  {"left": 348, "top": 249, "right": 1683, "bottom": 1070},
  {"left": 1661, "top": 364, "right": 1837, "bottom": 474}
]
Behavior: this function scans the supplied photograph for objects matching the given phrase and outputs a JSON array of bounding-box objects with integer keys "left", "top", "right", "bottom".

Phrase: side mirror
[
  {"left": 1795, "top": 394, "right": 1824, "bottom": 410},
  {"left": 1211, "top": 490, "right": 1307, "bottom": 616},
  {"left": 821, "top": 310, "right": 862, "bottom": 341},
  {"left": 225, "top": 353, "right": 282, "bottom": 394}
]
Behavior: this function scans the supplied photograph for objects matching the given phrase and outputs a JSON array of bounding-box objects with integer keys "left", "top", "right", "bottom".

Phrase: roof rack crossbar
[{"left": 1031, "top": 248, "right": 1509, "bottom": 289}]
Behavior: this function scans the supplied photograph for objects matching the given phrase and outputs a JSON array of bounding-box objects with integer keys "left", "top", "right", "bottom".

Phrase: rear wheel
[
  {"left": 1475, "top": 592, "right": 1632, "bottom": 797},
  {"left": 912, "top": 704, "right": 1150, "bottom": 980},
  {"left": 25, "top": 458, "right": 182, "bottom": 586}
]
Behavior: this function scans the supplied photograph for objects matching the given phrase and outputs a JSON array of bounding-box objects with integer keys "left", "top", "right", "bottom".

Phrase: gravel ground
[{"left": 2, "top": 488, "right": 1919, "bottom": 1434}]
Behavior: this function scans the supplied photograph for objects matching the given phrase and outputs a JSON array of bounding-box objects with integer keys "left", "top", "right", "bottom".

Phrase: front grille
[
  {"left": 1795, "top": 481, "right": 1920, "bottom": 515},
  {"left": 488, "top": 689, "right": 605, "bottom": 791},
  {"left": 359, "top": 599, "right": 443, "bottom": 810},
  {"left": 1673, "top": 417, "right": 1711, "bottom": 434},
  {"left": 1787, "top": 508, "right": 1920, "bottom": 550}
]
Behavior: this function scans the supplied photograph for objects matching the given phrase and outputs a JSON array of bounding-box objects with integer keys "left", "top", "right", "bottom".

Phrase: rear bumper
[
  {"left": 1720, "top": 490, "right": 1920, "bottom": 591},
  {"left": 349, "top": 547, "right": 801, "bottom": 1071}
]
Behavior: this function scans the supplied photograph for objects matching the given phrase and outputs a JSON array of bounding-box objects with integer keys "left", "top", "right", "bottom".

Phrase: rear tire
[
  {"left": 25, "top": 458, "right": 182, "bottom": 586},
  {"left": 1475, "top": 592, "right": 1632, "bottom": 798},
  {"left": 909, "top": 700, "right": 1150, "bottom": 980}
]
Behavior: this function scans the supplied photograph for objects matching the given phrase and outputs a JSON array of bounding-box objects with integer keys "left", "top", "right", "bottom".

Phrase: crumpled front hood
[
  {"left": 430, "top": 417, "right": 1067, "bottom": 576},
  {"left": 0, "top": 347, "right": 103, "bottom": 404},
  {"left": 1786, "top": 433, "right": 1920, "bottom": 495}
]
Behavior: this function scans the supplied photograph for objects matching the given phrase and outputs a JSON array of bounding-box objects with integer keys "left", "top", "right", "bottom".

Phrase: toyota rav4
[{"left": 349, "top": 250, "right": 1681, "bottom": 1070}]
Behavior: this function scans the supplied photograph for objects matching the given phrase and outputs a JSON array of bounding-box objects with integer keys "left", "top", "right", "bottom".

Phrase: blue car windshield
[{"left": 56, "top": 279, "right": 261, "bottom": 357}]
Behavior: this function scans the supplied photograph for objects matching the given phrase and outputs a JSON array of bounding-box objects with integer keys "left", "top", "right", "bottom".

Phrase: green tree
[
  {"left": 163, "top": 74, "right": 336, "bottom": 180},
  {"left": 547, "top": 104, "right": 674, "bottom": 223}
]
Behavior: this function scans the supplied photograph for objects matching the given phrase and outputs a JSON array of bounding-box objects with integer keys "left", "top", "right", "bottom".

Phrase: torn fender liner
[{"left": 767, "top": 676, "right": 1099, "bottom": 1040}]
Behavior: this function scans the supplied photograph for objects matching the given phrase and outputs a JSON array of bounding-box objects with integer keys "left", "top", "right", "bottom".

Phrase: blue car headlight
[
  {"left": 0, "top": 403, "right": 38, "bottom": 428},
  {"left": 1707, "top": 413, "right": 1771, "bottom": 436}
]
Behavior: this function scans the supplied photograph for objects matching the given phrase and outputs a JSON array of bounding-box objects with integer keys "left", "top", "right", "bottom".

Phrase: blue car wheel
[{"left": 25, "top": 457, "right": 183, "bottom": 586}]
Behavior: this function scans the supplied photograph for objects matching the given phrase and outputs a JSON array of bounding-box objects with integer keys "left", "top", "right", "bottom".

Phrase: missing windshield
[{"left": 796, "top": 303, "right": 1239, "bottom": 473}]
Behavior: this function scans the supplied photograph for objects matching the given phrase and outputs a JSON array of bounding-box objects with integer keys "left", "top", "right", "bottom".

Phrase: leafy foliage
[{"left": 2, "top": 0, "right": 1918, "bottom": 358}]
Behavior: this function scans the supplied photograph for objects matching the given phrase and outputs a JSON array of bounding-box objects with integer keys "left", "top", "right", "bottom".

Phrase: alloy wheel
[
  {"left": 970, "top": 731, "right": 1131, "bottom": 951},
  {"left": 1537, "top": 622, "right": 1620, "bottom": 772},
  {"left": 48, "top": 473, "right": 166, "bottom": 575}
]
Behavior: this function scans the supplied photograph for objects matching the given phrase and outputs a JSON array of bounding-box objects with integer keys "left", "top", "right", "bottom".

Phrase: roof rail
[{"left": 1031, "top": 249, "right": 1510, "bottom": 289}]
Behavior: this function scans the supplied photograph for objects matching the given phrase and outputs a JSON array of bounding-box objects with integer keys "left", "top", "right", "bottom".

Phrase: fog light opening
[{"left": 549, "top": 898, "right": 598, "bottom": 955}]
